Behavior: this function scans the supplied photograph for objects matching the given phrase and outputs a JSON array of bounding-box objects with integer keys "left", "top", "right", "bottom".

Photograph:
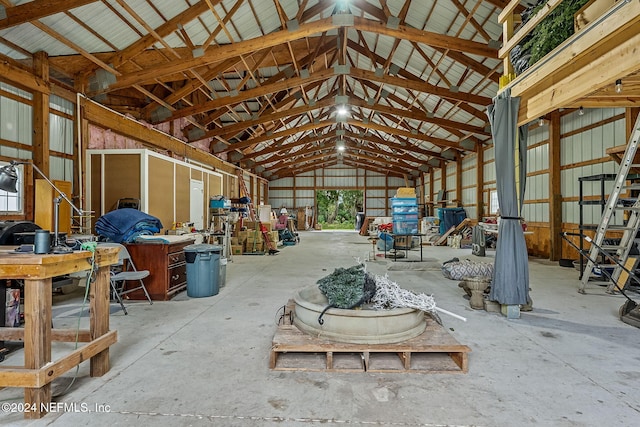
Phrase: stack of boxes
[
  {"left": 232, "top": 220, "right": 280, "bottom": 254},
  {"left": 391, "top": 188, "right": 419, "bottom": 236}
]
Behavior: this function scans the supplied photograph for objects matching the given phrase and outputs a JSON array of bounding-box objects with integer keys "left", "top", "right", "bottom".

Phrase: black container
[{"left": 34, "top": 229, "right": 51, "bottom": 254}]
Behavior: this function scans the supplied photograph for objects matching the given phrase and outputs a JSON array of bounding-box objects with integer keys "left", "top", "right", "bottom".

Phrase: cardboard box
[
  {"left": 245, "top": 240, "right": 265, "bottom": 253},
  {"left": 244, "top": 221, "right": 257, "bottom": 230},
  {"left": 230, "top": 237, "right": 239, "bottom": 246},
  {"left": 394, "top": 236, "right": 411, "bottom": 249},
  {"left": 396, "top": 187, "right": 416, "bottom": 198},
  {"left": 247, "top": 232, "right": 264, "bottom": 242},
  {"left": 231, "top": 245, "right": 243, "bottom": 255},
  {"left": 237, "top": 231, "right": 249, "bottom": 244},
  {"left": 270, "top": 231, "right": 280, "bottom": 243}
]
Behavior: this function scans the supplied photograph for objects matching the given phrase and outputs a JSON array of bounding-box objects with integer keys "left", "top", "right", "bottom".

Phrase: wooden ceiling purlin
[
  {"left": 345, "top": 39, "right": 490, "bottom": 122},
  {"left": 104, "top": 14, "right": 498, "bottom": 93},
  {"left": 157, "top": 67, "right": 337, "bottom": 124},
  {"left": 204, "top": 96, "right": 336, "bottom": 140},
  {"left": 0, "top": 0, "right": 98, "bottom": 30},
  {"left": 240, "top": 118, "right": 452, "bottom": 169},
  {"left": 344, "top": 119, "right": 461, "bottom": 151},
  {"left": 268, "top": 149, "right": 411, "bottom": 177},
  {"left": 191, "top": 41, "right": 339, "bottom": 131}
]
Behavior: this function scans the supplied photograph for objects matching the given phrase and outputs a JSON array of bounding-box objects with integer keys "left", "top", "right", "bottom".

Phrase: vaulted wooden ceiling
[{"left": 0, "top": 0, "right": 515, "bottom": 179}]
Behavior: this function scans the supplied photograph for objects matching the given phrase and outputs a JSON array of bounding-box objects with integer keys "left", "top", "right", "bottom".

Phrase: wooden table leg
[
  {"left": 90, "top": 265, "right": 110, "bottom": 377},
  {"left": 23, "top": 278, "right": 51, "bottom": 419}
]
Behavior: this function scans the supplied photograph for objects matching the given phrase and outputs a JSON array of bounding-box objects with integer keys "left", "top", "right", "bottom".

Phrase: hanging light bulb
[
  {"left": 538, "top": 117, "right": 545, "bottom": 126},
  {"left": 336, "top": 140, "right": 345, "bottom": 151},
  {"left": 578, "top": 106, "right": 584, "bottom": 116},
  {"left": 615, "top": 79, "right": 622, "bottom": 93}
]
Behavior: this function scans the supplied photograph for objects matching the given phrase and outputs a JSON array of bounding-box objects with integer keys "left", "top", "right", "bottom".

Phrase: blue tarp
[{"left": 95, "top": 208, "right": 163, "bottom": 243}]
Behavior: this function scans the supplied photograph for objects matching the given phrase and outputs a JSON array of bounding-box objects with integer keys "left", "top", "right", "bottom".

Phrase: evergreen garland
[{"left": 317, "top": 264, "right": 366, "bottom": 308}]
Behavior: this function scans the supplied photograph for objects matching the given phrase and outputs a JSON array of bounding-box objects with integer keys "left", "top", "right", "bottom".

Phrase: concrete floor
[{"left": 1, "top": 230, "right": 639, "bottom": 426}]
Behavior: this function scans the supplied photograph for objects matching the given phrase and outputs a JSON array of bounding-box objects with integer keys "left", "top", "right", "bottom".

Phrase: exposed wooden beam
[{"left": 0, "top": 0, "right": 97, "bottom": 30}]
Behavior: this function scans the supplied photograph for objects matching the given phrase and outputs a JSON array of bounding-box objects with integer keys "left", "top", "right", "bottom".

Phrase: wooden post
[
  {"left": 32, "top": 51, "right": 50, "bottom": 177},
  {"left": 90, "top": 264, "right": 110, "bottom": 376},
  {"left": 627, "top": 108, "right": 640, "bottom": 139},
  {"left": 456, "top": 157, "right": 462, "bottom": 207},
  {"left": 476, "top": 145, "right": 485, "bottom": 220},
  {"left": 23, "top": 278, "right": 52, "bottom": 418},
  {"left": 549, "top": 110, "right": 562, "bottom": 261}
]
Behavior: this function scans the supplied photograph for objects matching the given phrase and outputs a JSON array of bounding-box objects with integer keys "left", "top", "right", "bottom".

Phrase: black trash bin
[
  {"left": 355, "top": 212, "right": 365, "bottom": 231},
  {"left": 184, "top": 244, "right": 222, "bottom": 297}
]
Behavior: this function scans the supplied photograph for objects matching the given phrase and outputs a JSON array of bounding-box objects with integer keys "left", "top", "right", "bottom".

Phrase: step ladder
[
  {"left": 579, "top": 114, "right": 640, "bottom": 293},
  {"left": 237, "top": 171, "right": 279, "bottom": 255}
]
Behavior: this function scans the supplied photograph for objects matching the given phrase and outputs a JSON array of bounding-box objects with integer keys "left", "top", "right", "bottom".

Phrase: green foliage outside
[{"left": 316, "top": 190, "right": 363, "bottom": 230}]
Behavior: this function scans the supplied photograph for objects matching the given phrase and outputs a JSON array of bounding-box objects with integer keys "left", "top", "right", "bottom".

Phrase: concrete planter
[{"left": 293, "top": 285, "right": 426, "bottom": 344}]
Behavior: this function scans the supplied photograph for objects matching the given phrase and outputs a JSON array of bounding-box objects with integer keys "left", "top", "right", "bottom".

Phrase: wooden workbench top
[{"left": 0, "top": 246, "right": 118, "bottom": 279}]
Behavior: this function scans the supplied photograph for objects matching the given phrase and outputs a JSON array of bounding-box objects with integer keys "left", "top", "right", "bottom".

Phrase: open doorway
[{"left": 316, "top": 190, "right": 364, "bottom": 230}]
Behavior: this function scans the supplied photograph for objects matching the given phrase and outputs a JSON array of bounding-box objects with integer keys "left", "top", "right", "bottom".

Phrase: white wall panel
[
  {"left": 295, "top": 176, "right": 314, "bottom": 187},
  {"left": 0, "top": 96, "right": 33, "bottom": 145},
  {"left": 366, "top": 175, "right": 386, "bottom": 186},
  {"left": 484, "top": 145, "right": 494, "bottom": 162},
  {"left": 50, "top": 114, "right": 74, "bottom": 154},
  {"left": 296, "top": 189, "right": 314, "bottom": 198}
]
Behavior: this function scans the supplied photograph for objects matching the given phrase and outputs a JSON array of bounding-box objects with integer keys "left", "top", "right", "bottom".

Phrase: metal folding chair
[{"left": 98, "top": 243, "right": 152, "bottom": 315}]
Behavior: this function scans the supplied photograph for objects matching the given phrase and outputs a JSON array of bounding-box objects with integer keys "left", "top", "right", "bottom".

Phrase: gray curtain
[{"left": 486, "top": 89, "right": 529, "bottom": 305}]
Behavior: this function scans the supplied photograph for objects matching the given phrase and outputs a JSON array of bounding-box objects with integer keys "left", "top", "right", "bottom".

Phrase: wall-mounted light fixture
[
  {"left": 578, "top": 106, "right": 584, "bottom": 116},
  {"left": 615, "top": 79, "right": 623, "bottom": 93},
  {"left": 538, "top": 117, "right": 546, "bottom": 126}
]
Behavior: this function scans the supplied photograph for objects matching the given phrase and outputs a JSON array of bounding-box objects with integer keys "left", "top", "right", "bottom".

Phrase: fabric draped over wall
[{"left": 486, "top": 89, "right": 530, "bottom": 305}]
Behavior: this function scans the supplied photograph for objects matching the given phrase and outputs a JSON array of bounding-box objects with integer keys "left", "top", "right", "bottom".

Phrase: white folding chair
[{"left": 99, "top": 243, "right": 152, "bottom": 315}]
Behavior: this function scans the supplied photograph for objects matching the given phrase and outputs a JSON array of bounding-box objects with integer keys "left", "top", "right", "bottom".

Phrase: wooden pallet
[{"left": 270, "top": 322, "right": 471, "bottom": 374}]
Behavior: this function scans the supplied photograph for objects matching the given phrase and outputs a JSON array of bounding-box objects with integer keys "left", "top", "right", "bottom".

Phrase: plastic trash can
[
  {"left": 184, "top": 244, "right": 222, "bottom": 297},
  {"left": 219, "top": 257, "right": 227, "bottom": 288}
]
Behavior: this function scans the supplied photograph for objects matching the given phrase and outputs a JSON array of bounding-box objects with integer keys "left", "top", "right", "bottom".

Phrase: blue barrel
[{"left": 184, "top": 244, "right": 222, "bottom": 297}]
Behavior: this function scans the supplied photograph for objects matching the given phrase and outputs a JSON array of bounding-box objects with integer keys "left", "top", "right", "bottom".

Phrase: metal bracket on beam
[
  {"left": 192, "top": 47, "right": 204, "bottom": 58},
  {"left": 335, "top": 95, "right": 349, "bottom": 104},
  {"left": 287, "top": 19, "right": 299, "bottom": 31},
  {"left": 332, "top": 14, "right": 354, "bottom": 26},
  {"left": 212, "top": 142, "right": 227, "bottom": 153},
  {"left": 229, "top": 152, "right": 244, "bottom": 162},
  {"left": 187, "top": 127, "right": 206, "bottom": 141},
  {"left": 150, "top": 106, "right": 172, "bottom": 123},
  {"left": 488, "top": 39, "right": 501, "bottom": 49},
  {"left": 283, "top": 67, "right": 295, "bottom": 78},
  {"left": 460, "top": 137, "right": 476, "bottom": 151},
  {"left": 333, "top": 64, "right": 351, "bottom": 75},
  {"left": 387, "top": 16, "right": 400, "bottom": 30},
  {"left": 300, "top": 69, "right": 310, "bottom": 79}
]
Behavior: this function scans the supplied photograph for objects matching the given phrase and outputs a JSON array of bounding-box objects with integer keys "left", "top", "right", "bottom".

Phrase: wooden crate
[{"left": 270, "top": 323, "right": 471, "bottom": 374}]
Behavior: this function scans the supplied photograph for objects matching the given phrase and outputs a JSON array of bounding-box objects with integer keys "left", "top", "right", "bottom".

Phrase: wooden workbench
[{"left": 0, "top": 247, "right": 118, "bottom": 419}]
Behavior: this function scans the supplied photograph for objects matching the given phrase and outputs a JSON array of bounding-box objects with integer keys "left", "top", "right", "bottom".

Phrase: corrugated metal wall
[
  {"left": 560, "top": 108, "right": 624, "bottom": 226},
  {"left": 268, "top": 166, "right": 407, "bottom": 217},
  {"left": 0, "top": 83, "right": 76, "bottom": 203},
  {"left": 461, "top": 154, "right": 477, "bottom": 219}
]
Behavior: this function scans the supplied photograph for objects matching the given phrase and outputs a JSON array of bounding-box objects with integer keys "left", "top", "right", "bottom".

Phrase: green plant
[{"left": 521, "top": 0, "right": 590, "bottom": 67}]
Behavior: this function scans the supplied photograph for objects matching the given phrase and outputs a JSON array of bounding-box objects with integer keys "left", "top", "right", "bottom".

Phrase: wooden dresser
[{"left": 125, "top": 239, "right": 194, "bottom": 301}]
